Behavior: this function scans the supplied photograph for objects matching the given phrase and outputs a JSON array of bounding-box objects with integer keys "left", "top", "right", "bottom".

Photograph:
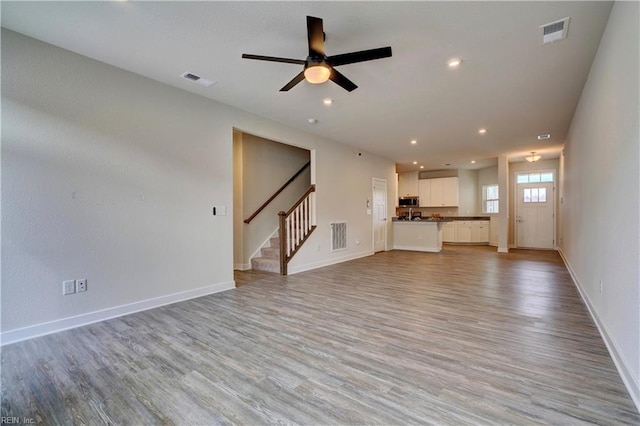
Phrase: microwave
[{"left": 399, "top": 196, "right": 419, "bottom": 207}]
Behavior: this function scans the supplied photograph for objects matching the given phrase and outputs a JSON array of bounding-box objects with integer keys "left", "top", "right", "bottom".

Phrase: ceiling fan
[{"left": 242, "top": 16, "right": 392, "bottom": 92}]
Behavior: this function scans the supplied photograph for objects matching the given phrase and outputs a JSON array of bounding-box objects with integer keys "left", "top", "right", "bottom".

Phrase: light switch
[{"left": 213, "top": 206, "right": 227, "bottom": 216}]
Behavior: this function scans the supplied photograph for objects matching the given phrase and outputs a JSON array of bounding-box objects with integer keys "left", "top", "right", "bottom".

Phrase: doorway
[
  {"left": 372, "top": 178, "right": 387, "bottom": 252},
  {"left": 515, "top": 171, "right": 555, "bottom": 249}
]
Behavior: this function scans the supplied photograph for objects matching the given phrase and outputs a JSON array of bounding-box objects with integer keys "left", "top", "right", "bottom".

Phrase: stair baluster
[{"left": 278, "top": 185, "right": 316, "bottom": 275}]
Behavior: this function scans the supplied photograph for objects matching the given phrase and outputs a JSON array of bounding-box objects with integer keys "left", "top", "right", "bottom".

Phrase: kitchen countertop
[{"left": 392, "top": 216, "right": 490, "bottom": 222}]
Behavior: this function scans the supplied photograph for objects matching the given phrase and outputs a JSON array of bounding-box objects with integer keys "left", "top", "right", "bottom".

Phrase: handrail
[
  {"left": 284, "top": 184, "right": 316, "bottom": 216},
  {"left": 244, "top": 161, "right": 311, "bottom": 224}
]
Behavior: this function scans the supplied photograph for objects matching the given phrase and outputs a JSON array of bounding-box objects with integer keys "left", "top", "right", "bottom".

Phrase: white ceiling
[{"left": 1, "top": 1, "right": 613, "bottom": 172}]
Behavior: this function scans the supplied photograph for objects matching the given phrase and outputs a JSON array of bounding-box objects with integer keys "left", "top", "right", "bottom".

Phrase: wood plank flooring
[{"left": 2, "top": 246, "right": 639, "bottom": 425}]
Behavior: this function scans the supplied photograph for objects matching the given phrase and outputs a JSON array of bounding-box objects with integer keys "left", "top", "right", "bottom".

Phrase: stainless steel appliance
[{"left": 399, "top": 196, "right": 419, "bottom": 207}]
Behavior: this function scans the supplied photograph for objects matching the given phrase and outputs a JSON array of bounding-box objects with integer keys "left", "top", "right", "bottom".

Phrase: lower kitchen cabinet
[
  {"left": 442, "top": 222, "right": 456, "bottom": 242},
  {"left": 443, "top": 220, "right": 489, "bottom": 244},
  {"left": 471, "top": 221, "right": 490, "bottom": 243},
  {"left": 456, "top": 221, "right": 473, "bottom": 242}
]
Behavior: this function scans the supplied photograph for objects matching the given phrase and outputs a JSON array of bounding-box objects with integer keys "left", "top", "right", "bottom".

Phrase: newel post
[{"left": 278, "top": 211, "right": 287, "bottom": 275}]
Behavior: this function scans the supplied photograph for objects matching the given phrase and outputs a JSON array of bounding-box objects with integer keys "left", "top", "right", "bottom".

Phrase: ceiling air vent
[
  {"left": 539, "top": 17, "right": 570, "bottom": 45},
  {"left": 179, "top": 71, "right": 216, "bottom": 87}
]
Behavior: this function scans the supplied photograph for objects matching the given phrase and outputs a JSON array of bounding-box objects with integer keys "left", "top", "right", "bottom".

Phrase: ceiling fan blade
[
  {"left": 307, "top": 16, "right": 325, "bottom": 57},
  {"left": 329, "top": 68, "right": 358, "bottom": 92},
  {"left": 327, "top": 46, "right": 392, "bottom": 67},
  {"left": 280, "top": 71, "right": 306, "bottom": 91},
  {"left": 242, "top": 54, "right": 305, "bottom": 65}
]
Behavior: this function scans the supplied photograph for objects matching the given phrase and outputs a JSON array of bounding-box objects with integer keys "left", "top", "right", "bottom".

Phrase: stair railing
[
  {"left": 244, "top": 161, "right": 311, "bottom": 224},
  {"left": 278, "top": 184, "right": 316, "bottom": 275}
]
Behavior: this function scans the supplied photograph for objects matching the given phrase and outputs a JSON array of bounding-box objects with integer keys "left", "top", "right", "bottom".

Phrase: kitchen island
[{"left": 392, "top": 219, "right": 445, "bottom": 252}]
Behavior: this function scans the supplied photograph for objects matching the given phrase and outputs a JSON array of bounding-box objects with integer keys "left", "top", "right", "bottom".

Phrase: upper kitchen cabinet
[
  {"left": 420, "top": 177, "right": 459, "bottom": 207},
  {"left": 398, "top": 172, "right": 419, "bottom": 196},
  {"left": 418, "top": 179, "right": 431, "bottom": 206}
]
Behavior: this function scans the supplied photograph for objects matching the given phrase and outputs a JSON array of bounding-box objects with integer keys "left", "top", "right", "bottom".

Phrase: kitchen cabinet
[
  {"left": 456, "top": 221, "right": 472, "bottom": 242},
  {"left": 418, "top": 179, "right": 431, "bottom": 206},
  {"left": 471, "top": 221, "right": 490, "bottom": 243},
  {"left": 442, "top": 220, "right": 490, "bottom": 244},
  {"left": 398, "top": 172, "right": 419, "bottom": 196},
  {"left": 442, "top": 222, "right": 456, "bottom": 242},
  {"left": 393, "top": 221, "right": 443, "bottom": 252},
  {"left": 418, "top": 177, "right": 459, "bottom": 207}
]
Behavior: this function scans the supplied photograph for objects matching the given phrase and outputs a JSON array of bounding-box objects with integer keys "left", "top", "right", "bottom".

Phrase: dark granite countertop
[{"left": 393, "top": 216, "right": 490, "bottom": 222}]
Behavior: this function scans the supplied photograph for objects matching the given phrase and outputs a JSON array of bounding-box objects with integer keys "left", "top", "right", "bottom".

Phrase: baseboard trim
[
  {"left": 1, "top": 281, "right": 235, "bottom": 346},
  {"left": 558, "top": 248, "right": 640, "bottom": 412},
  {"left": 392, "top": 245, "right": 441, "bottom": 253},
  {"left": 234, "top": 263, "right": 251, "bottom": 271},
  {"left": 288, "top": 250, "right": 375, "bottom": 275}
]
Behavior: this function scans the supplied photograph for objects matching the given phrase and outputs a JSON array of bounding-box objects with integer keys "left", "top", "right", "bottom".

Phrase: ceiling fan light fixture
[
  {"left": 447, "top": 58, "right": 462, "bottom": 68},
  {"left": 525, "top": 152, "right": 542, "bottom": 163},
  {"left": 304, "top": 64, "right": 331, "bottom": 84}
]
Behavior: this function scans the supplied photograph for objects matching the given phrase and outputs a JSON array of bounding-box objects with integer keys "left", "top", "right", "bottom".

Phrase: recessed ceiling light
[
  {"left": 447, "top": 58, "right": 462, "bottom": 68},
  {"left": 410, "top": 140, "right": 417, "bottom": 145},
  {"left": 537, "top": 133, "right": 551, "bottom": 140},
  {"left": 413, "top": 161, "right": 418, "bottom": 165},
  {"left": 323, "top": 98, "right": 333, "bottom": 106},
  {"left": 308, "top": 118, "right": 318, "bottom": 124},
  {"left": 420, "top": 165, "right": 424, "bottom": 169},
  {"left": 478, "top": 128, "right": 487, "bottom": 134},
  {"left": 471, "top": 160, "right": 476, "bottom": 164}
]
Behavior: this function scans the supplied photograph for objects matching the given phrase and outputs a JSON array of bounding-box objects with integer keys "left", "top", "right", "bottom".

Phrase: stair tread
[
  {"left": 261, "top": 247, "right": 280, "bottom": 259},
  {"left": 251, "top": 256, "right": 280, "bottom": 273}
]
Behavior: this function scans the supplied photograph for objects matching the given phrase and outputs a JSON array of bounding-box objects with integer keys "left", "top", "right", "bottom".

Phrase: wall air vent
[
  {"left": 331, "top": 222, "right": 347, "bottom": 251},
  {"left": 179, "top": 71, "right": 216, "bottom": 87},
  {"left": 540, "top": 17, "right": 570, "bottom": 45}
]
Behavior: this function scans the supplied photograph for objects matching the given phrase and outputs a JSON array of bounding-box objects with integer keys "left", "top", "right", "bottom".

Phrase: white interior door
[
  {"left": 516, "top": 182, "right": 555, "bottom": 249},
  {"left": 373, "top": 178, "right": 387, "bottom": 252}
]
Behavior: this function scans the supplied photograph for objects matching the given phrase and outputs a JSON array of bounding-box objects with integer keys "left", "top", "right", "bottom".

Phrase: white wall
[
  {"left": 559, "top": 1, "right": 639, "bottom": 408},
  {"left": 1, "top": 30, "right": 396, "bottom": 342},
  {"left": 286, "top": 147, "right": 396, "bottom": 274},
  {"left": 232, "top": 131, "right": 245, "bottom": 269},
  {"left": 236, "top": 132, "right": 310, "bottom": 268},
  {"left": 457, "top": 169, "right": 478, "bottom": 215}
]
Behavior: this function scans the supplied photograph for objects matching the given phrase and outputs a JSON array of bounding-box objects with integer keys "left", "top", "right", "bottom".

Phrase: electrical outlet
[
  {"left": 63, "top": 280, "right": 76, "bottom": 295},
  {"left": 76, "top": 279, "right": 87, "bottom": 292}
]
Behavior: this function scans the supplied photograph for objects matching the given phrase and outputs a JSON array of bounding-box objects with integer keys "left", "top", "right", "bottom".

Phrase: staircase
[
  {"left": 250, "top": 236, "right": 281, "bottom": 273},
  {"left": 246, "top": 184, "right": 316, "bottom": 275}
]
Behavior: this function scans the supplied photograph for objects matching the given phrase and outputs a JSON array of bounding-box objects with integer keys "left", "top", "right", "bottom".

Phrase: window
[
  {"left": 523, "top": 187, "right": 547, "bottom": 203},
  {"left": 482, "top": 185, "right": 499, "bottom": 213},
  {"left": 517, "top": 172, "right": 554, "bottom": 183}
]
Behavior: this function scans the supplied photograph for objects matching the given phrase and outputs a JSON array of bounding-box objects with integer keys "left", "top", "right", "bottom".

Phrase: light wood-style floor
[{"left": 2, "top": 246, "right": 638, "bottom": 425}]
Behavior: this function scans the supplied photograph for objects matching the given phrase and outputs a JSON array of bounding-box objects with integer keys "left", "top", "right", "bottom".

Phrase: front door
[
  {"left": 516, "top": 181, "right": 555, "bottom": 249},
  {"left": 373, "top": 178, "right": 387, "bottom": 252}
]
